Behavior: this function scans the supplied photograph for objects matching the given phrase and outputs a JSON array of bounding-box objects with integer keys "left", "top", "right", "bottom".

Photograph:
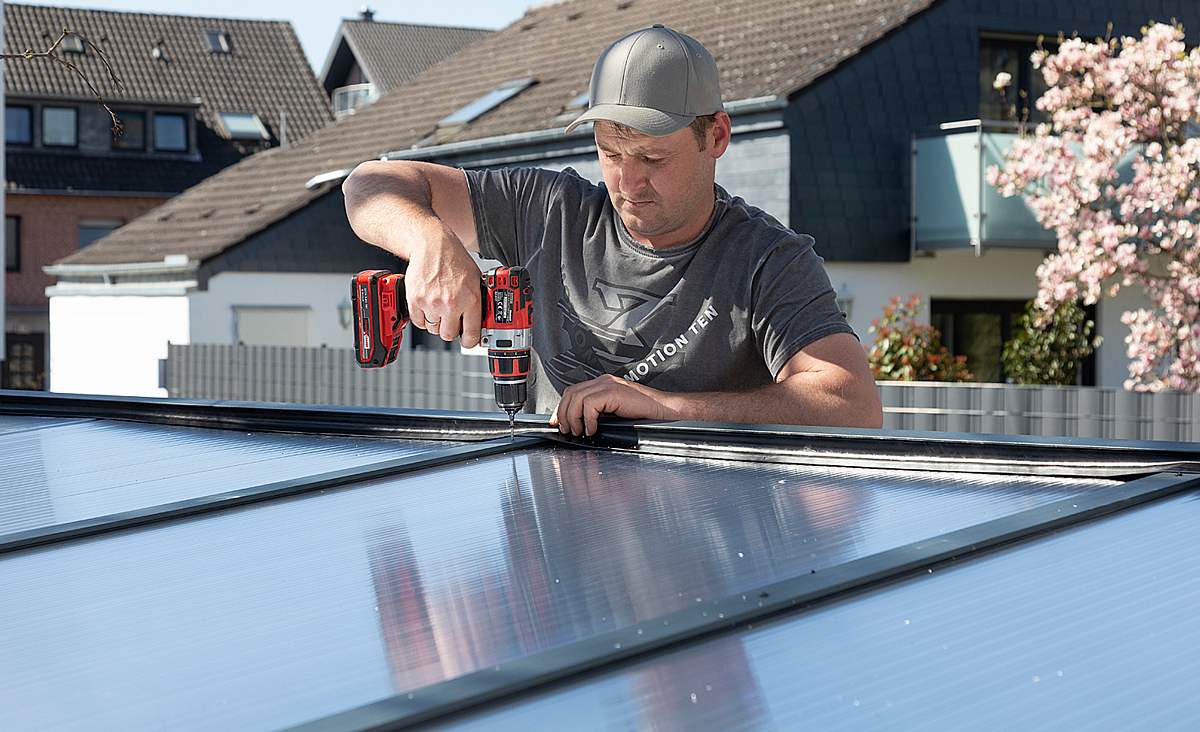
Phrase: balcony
[
  {"left": 911, "top": 119, "right": 1135, "bottom": 254},
  {"left": 332, "top": 83, "right": 377, "bottom": 120}
]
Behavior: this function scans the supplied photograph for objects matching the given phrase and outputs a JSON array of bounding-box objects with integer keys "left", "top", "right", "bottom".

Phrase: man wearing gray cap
[{"left": 343, "top": 25, "right": 882, "bottom": 435}]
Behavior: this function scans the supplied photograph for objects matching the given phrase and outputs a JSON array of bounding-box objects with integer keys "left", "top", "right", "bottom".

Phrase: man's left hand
[{"left": 550, "top": 374, "right": 679, "bottom": 437}]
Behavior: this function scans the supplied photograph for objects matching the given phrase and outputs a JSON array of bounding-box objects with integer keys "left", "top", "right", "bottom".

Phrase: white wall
[
  {"left": 49, "top": 294, "right": 189, "bottom": 397},
  {"left": 189, "top": 272, "right": 354, "bottom": 348},
  {"left": 824, "top": 247, "right": 1142, "bottom": 389}
]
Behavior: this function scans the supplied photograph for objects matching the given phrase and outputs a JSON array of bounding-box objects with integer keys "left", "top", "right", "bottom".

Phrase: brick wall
[{"left": 4, "top": 192, "right": 166, "bottom": 307}]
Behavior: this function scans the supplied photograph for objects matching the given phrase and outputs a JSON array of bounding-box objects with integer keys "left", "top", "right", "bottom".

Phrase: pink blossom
[{"left": 991, "top": 22, "right": 1200, "bottom": 391}]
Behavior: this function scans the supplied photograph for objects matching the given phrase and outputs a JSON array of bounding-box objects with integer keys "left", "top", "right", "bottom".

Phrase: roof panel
[
  {"left": 0, "top": 418, "right": 443, "bottom": 536},
  {"left": 445, "top": 491, "right": 1200, "bottom": 730},
  {"left": 0, "top": 446, "right": 1116, "bottom": 730}
]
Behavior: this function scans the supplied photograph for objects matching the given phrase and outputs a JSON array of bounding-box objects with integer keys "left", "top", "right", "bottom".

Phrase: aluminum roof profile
[{"left": 4, "top": 390, "right": 1200, "bottom": 478}]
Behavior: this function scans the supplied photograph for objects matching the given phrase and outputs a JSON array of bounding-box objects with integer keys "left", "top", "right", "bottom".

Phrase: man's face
[{"left": 594, "top": 114, "right": 729, "bottom": 248}]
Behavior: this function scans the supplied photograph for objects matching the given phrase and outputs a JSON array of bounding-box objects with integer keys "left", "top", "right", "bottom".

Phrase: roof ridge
[
  {"left": 5, "top": 1, "right": 295, "bottom": 27},
  {"left": 341, "top": 19, "right": 497, "bottom": 34}
]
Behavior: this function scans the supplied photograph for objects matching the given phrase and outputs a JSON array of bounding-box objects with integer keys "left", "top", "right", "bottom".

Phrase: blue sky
[{"left": 38, "top": 0, "right": 538, "bottom": 72}]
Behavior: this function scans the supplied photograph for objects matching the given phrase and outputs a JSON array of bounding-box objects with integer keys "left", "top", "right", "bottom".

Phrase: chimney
[{"left": 359, "top": 5, "right": 375, "bottom": 21}]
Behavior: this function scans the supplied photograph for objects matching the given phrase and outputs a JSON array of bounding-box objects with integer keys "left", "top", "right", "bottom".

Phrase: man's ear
[{"left": 709, "top": 112, "right": 732, "bottom": 158}]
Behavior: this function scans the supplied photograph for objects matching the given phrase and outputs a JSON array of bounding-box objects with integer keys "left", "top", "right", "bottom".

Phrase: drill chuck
[{"left": 492, "top": 380, "right": 527, "bottom": 412}]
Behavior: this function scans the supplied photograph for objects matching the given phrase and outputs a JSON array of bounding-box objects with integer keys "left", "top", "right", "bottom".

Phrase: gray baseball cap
[{"left": 565, "top": 24, "right": 724, "bottom": 136}]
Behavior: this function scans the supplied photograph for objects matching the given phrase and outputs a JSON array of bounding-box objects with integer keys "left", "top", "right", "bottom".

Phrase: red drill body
[{"left": 351, "top": 266, "right": 533, "bottom": 422}]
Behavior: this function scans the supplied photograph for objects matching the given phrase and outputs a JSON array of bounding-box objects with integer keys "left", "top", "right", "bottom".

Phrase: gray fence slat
[{"left": 164, "top": 346, "right": 1200, "bottom": 440}]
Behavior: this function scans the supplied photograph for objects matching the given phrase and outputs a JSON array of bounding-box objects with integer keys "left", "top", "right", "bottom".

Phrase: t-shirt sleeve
[
  {"left": 751, "top": 233, "right": 858, "bottom": 379},
  {"left": 462, "top": 166, "right": 564, "bottom": 266}
]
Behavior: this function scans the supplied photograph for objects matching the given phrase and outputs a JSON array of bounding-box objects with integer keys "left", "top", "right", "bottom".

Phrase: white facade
[
  {"left": 49, "top": 294, "right": 189, "bottom": 397},
  {"left": 189, "top": 272, "right": 353, "bottom": 348}
]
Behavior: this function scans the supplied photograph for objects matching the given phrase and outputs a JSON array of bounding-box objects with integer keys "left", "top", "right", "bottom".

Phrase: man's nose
[{"left": 619, "top": 160, "right": 651, "bottom": 191}]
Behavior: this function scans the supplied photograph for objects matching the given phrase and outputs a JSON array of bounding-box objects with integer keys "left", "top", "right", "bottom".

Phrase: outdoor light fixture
[
  {"left": 337, "top": 297, "right": 353, "bottom": 329},
  {"left": 835, "top": 282, "right": 854, "bottom": 320}
]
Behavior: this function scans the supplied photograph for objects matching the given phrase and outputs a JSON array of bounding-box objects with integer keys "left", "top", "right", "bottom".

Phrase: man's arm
[
  {"left": 341, "top": 160, "right": 483, "bottom": 345},
  {"left": 551, "top": 332, "right": 883, "bottom": 435}
]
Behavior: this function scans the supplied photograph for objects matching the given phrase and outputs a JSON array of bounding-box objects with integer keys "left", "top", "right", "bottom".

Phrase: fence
[{"left": 166, "top": 344, "right": 1199, "bottom": 441}]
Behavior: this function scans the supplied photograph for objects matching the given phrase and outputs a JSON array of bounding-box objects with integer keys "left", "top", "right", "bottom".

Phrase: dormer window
[
  {"left": 217, "top": 111, "right": 269, "bottom": 140},
  {"left": 112, "top": 111, "right": 146, "bottom": 150},
  {"left": 60, "top": 34, "right": 84, "bottom": 54},
  {"left": 205, "top": 30, "right": 231, "bottom": 54},
  {"left": 438, "top": 78, "right": 535, "bottom": 128}
]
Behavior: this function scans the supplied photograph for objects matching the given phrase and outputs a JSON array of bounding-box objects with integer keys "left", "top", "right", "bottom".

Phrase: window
[
  {"left": 112, "top": 111, "right": 146, "bottom": 150},
  {"left": 931, "top": 299, "right": 1027, "bottom": 383},
  {"left": 5, "top": 216, "right": 19, "bottom": 272},
  {"left": 6, "top": 105, "right": 32, "bottom": 145},
  {"left": 154, "top": 112, "right": 188, "bottom": 151},
  {"left": 205, "top": 30, "right": 231, "bottom": 53},
  {"left": 979, "top": 35, "right": 1057, "bottom": 123},
  {"left": 2, "top": 333, "right": 46, "bottom": 390},
  {"left": 78, "top": 219, "right": 123, "bottom": 249},
  {"left": 42, "top": 106, "right": 77, "bottom": 147},
  {"left": 217, "top": 112, "right": 269, "bottom": 140},
  {"left": 438, "top": 78, "right": 535, "bottom": 127},
  {"left": 60, "top": 34, "right": 84, "bottom": 54}
]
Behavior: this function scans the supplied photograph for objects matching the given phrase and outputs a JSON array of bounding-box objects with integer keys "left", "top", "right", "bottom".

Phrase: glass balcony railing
[
  {"left": 911, "top": 119, "right": 1136, "bottom": 254},
  {"left": 332, "top": 83, "right": 377, "bottom": 120}
]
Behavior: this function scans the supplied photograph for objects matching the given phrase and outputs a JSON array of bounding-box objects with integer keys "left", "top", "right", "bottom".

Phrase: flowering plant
[
  {"left": 867, "top": 295, "right": 974, "bottom": 381},
  {"left": 987, "top": 22, "right": 1200, "bottom": 391}
]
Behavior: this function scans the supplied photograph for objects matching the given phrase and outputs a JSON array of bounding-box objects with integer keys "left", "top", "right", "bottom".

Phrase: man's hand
[
  {"left": 404, "top": 231, "right": 483, "bottom": 347},
  {"left": 550, "top": 374, "right": 679, "bottom": 436}
]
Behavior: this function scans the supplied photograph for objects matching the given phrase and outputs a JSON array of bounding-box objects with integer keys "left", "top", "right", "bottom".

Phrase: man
[{"left": 342, "top": 24, "right": 882, "bottom": 436}]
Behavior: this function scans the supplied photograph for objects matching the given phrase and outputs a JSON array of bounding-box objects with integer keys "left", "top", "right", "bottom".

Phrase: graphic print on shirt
[
  {"left": 545, "top": 279, "right": 674, "bottom": 385},
  {"left": 544, "top": 278, "right": 720, "bottom": 388}
]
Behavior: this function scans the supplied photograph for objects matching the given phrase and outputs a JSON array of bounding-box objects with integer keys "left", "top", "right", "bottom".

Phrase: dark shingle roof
[
  {"left": 5, "top": 150, "right": 226, "bottom": 194},
  {"left": 326, "top": 20, "right": 492, "bottom": 94},
  {"left": 4, "top": 2, "right": 332, "bottom": 144},
  {"left": 58, "top": 0, "right": 935, "bottom": 267}
]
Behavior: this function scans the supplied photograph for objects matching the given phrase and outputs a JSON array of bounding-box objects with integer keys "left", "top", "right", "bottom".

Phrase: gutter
[
  {"left": 304, "top": 95, "right": 788, "bottom": 190},
  {"left": 43, "top": 254, "right": 199, "bottom": 280}
]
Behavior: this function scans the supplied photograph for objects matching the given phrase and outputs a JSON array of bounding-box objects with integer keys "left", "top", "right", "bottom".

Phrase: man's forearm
[
  {"left": 342, "top": 161, "right": 449, "bottom": 261},
  {"left": 662, "top": 370, "right": 883, "bottom": 429}
]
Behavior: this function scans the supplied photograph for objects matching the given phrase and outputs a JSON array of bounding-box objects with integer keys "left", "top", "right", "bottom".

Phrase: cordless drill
[{"left": 351, "top": 266, "right": 533, "bottom": 429}]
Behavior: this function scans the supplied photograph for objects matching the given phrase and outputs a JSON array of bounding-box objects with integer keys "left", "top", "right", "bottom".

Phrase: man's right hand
[{"left": 404, "top": 229, "right": 484, "bottom": 348}]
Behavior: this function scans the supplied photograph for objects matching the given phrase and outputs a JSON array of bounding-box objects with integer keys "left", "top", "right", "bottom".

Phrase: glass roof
[
  {"left": 0, "top": 444, "right": 1117, "bottom": 730},
  {"left": 445, "top": 491, "right": 1200, "bottom": 730},
  {"left": 0, "top": 416, "right": 445, "bottom": 537}
]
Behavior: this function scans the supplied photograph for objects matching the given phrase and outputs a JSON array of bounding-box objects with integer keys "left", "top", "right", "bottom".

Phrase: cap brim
[{"left": 564, "top": 104, "right": 694, "bottom": 136}]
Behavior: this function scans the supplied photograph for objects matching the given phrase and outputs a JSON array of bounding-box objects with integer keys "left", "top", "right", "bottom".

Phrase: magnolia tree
[{"left": 987, "top": 22, "right": 1200, "bottom": 392}]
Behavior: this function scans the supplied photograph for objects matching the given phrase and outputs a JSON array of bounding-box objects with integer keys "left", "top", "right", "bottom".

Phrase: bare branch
[{"left": 1, "top": 29, "right": 127, "bottom": 136}]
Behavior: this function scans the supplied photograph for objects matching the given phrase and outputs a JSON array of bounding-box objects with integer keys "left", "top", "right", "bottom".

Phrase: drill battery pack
[{"left": 352, "top": 270, "right": 408, "bottom": 368}]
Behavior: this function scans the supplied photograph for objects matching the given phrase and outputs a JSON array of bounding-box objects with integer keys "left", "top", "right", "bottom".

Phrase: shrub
[
  {"left": 867, "top": 295, "right": 974, "bottom": 381},
  {"left": 1002, "top": 299, "right": 1101, "bottom": 385}
]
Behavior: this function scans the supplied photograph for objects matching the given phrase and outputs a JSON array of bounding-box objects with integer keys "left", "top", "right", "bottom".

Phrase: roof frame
[{"left": 4, "top": 390, "right": 1199, "bottom": 478}]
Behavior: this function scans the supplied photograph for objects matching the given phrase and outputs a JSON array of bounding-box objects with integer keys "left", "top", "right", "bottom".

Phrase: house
[
  {"left": 43, "top": 0, "right": 1200, "bottom": 397},
  {"left": 318, "top": 8, "right": 491, "bottom": 120},
  {"left": 3, "top": 2, "right": 333, "bottom": 390}
]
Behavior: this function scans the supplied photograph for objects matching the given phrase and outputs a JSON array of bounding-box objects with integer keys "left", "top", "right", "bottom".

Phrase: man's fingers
[
  {"left": 439, "top": 314, "right": 462, "bottom": 342},
  {"left": 408, "top": 304, "right": 429, "bottom": 332},
  {"left": 583, "top": 400, "right": 602, "bottom": 437},
  {"left": 461, "top": 300, "right": 482, "bottom": 349}
]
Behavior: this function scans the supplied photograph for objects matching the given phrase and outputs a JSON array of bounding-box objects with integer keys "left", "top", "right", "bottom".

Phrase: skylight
[
  {"left": 205, "top": 30, "right": 231, "bottom": 54},
  {"left": 60, "top": 34, "right": 84, "bottom": 54},
  {"left": 553, "top": 91, "right": 589, "bottom": 124},
  {"left": 437, "top": 78, "right": 535, "bottom": 128},
  {"left": 217, "top": 112, "right": 269, "bottom": 140}
]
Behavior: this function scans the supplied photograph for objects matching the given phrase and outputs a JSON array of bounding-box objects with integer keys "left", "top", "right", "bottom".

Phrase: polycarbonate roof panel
[
  {"left": 0, "top": 418, "right": 444, "bottom": 535},
  {"left": 0, "top": 414, "right": 88, "bottom": 434},
  {"left": 447, "top": 491, "right": 1200, "bottom": 731},
  {"left": 0, "top": 446, "right": 1117, "bottom": 731}
]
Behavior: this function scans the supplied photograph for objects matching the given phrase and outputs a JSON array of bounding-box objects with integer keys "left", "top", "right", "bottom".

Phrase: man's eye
[
  {"left": 604, "top": 152, "right": 620, "bottom": 160},
  {"left": 644, "top": 157, "right": 664, "bottom": 164}
]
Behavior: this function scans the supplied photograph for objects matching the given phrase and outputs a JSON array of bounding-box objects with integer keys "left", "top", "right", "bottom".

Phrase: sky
[{"left": 30, "top": 0, "right": 540, "bottom": 72}]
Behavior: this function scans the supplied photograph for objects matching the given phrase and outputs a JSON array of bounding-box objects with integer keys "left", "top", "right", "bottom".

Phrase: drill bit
[{"left": 506, "top": 408, "right": 517, "bottom": 440}]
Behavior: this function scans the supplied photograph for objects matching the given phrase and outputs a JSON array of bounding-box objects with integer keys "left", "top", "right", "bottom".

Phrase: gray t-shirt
[{"left": 464, "top": 165, "right": 855, "bottom": 414}]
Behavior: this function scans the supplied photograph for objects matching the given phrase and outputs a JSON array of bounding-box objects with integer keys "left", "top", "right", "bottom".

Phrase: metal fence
[{"left": 166, "top": 344, "right": 1199, "bottom": 441}]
